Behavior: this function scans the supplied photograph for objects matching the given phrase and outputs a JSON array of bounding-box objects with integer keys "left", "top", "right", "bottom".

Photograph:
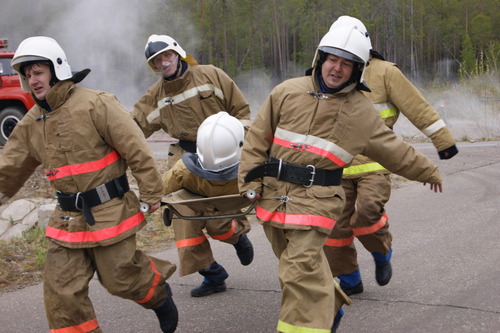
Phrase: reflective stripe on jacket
[
  {"left": 343, "top": 57, "right": 456, "bottom": 178},
  {"left": 132, "top": 64, "right": 251, "bottom": 140},
  {"left": 45, "top": 150, "right": 120, "bottom": 181}
]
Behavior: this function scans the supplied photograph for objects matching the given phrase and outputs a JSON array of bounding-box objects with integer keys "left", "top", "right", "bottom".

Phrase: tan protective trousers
[
  {"left": 324, "top": 173, "right": 392, "bottom": 276},
  {"left": 43, "top": 235, "right": 176, "bottom": 333},
  {"left": 173, "top": 203, "right": 251, "bottom": 276},
  {"left": 263, "top": 224, "right": 335, "bottom": 333}
]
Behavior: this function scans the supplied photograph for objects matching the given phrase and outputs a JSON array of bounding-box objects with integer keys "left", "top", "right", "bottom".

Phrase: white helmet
[
  {"left": 196, "top": 112, "right": 244, "bottom": 172},
  {"left": 144, "top": 34, "right": 186, "bottom": 72},
  {"left": 316, "top": 25, "right": 370, "bottom": 65},
  {"left": 329, "top": 16, "right": 372, "bottom": 50},
  {"left": 11, "top": 36, "right": 72, "bottom": 92},
  {"left": 312, "top": 23, "right": 371, "bottom": 85}
]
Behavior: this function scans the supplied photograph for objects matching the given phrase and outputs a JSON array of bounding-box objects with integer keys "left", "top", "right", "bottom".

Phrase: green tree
[
  {"left": 470, "top": 13, "right": 493, "bottom": 50},
  {"left": 459, "top": 33, "right": 475, "bottom": 79}
]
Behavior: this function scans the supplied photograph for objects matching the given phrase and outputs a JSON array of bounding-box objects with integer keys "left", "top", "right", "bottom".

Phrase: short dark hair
[
  {"left": 19, "top": 60, "right": 51, "bottom": 76},
  {"left": 20, "top": 60, "right": 58, "bottom": 86}
]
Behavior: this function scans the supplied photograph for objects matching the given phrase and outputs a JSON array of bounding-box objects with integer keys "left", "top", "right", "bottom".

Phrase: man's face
[
  {"left": 152, "top": 50, "right": 179, "bottom": 77},
  {"left": 24, "top": 63, "right": 52, "bottom": 100},
  {"left": 321, "top": 54, "right": 354, "bottom": 89}
]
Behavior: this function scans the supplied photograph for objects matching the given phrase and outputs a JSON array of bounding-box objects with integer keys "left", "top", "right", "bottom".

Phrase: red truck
[{"left": 0, "top": 38, "right": 35, "bottom": 145}]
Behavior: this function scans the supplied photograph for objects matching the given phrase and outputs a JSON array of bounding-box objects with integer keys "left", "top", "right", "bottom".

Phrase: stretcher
[
  {"left": 160, "top": 189, "right": 352, "bottom": 309},
  {"left": 161, "top": 188, "right": 255, "bottom": 226}
]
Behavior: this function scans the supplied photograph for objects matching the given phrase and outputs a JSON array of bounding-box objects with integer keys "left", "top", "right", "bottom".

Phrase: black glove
[{"left": 438, "top": 145, "right": 458, "bottom": 160}]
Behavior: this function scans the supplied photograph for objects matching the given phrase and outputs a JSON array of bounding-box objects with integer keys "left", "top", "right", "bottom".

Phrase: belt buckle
[
  {"left": 304, "top": 165, "right": 316, "bottom": 188},
  {"left": 74, "top": 192, "right": 84, "bottom": 211},
  {"left": 276, "top": 159, "right": 283, "bottom": 180}
]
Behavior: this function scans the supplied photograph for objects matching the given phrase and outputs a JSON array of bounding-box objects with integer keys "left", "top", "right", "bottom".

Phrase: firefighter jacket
[
  {"left": 132, "top": 64, "right": 251, "bottom": 141},
  {"left": 162, "top": 156, "right": 238, "bottom": 197},
  {"left": 343, "top": 57, "right": 457, "bottom": 178},
  {"left": 238, "top": 67, "right": 442, "bottom": 235},
  {"left": 0, "top": 80, "right": 163, "bottom": 248}
]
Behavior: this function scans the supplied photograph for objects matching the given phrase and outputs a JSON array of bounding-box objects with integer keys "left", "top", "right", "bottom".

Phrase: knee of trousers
[
  {"left": 102, "top": 279, "right": 141, "bottom": 298},
  {"left": 355, "top": 201, "right": 387, "bottom": 224},
  {"left": 324, "top": 246, "right": 359, "bottom": 277}
]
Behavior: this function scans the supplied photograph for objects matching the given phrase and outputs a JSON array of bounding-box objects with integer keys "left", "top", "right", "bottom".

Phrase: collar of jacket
[
  {"left": 33, "top": 80, "right": 75, "bottom": 112},
  {"left": 308, "top": 71, "right": 357, "bottom": 97},
  {"left": 160, "top": 64, "right": 191, "bottom": 92},
  {"left": 182, "top": 152, "right": 238, "bottom": 182},
  {"left": 163, "top": 60, "right": 188, "bottom": 81},
  {"left": 310, "top": 59, "right": 366, "bottom": 95}
]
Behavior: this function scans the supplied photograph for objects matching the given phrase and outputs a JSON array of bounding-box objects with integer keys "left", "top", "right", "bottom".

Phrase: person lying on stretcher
[{"left": 161, "top": 112, "right": 254, "bottom": 297}]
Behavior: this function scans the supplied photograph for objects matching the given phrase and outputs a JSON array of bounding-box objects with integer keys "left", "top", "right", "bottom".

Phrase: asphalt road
[{"left": 0, "top": 141, "right": 499, "bottom": 333}]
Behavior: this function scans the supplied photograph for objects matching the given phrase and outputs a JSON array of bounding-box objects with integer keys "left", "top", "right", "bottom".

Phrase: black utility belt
[
  {"left": 244, "top": 158, "right": 343, "bottom": 187},
  {"left": 56, "top": 174, "right": 129, "bottom": 225}
]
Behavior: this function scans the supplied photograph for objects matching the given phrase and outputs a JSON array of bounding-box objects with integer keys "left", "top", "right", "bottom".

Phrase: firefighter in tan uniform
[
  {"left": 322, "top": 16, "right": 459, "bottom": 296},
  {"left": 0, "top": 37, "right": 178, "bottom": 333},
  {"left": 162, "top": 112, "right": 253, "bottom": 297},
  {"left": 238, "top": 24, "right": 444, "bottom": 333},
  {"left": 131, "top": 34, "right": 251, "bottom": 169}
]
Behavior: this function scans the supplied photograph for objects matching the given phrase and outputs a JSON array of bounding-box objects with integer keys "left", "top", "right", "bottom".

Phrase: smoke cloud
[
  {"left": 0, "top": 0, "right": 200, "bottom": 108},
  {"left": 393, "top": 76, "right": 500, "bottom": 141}
]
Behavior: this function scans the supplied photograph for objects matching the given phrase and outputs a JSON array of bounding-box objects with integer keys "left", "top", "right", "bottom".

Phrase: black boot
[
  {"left": 339, "top": 281, "right": 364, "bottom": 296},
  {"left": 372, "top": 249, "right": 393, "bottom": 286},
  {"left": 153, "top": 284, "right": 178, "bottom": 333},
  {"left": 192, "top": 261, "right": 229, "bottom": 297},
  {"left": 191, "top": 281, "right": 227, "bottom": 297},
  {"left": 234, "top": 233, "right": 254, "bottom": 265},
  {"left": 375, "top": 261, "right": 392, "bottom": 286}
]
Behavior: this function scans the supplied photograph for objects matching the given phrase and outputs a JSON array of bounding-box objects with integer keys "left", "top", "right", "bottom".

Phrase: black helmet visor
[{"left": 145, "top": 41, "right": 169, "bottom": 60}]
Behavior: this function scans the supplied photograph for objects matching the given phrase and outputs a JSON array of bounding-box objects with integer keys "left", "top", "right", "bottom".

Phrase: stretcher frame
[
  {"left": 161, "top": 189, "right": 352, "bottom": 307},
  {"left": 161, "top": 188, "right": 255, "bottom": 226}
]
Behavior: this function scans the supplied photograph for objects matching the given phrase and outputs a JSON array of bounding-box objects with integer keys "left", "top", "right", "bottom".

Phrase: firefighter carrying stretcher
[
  {"left": 131, "top": 34, "right": 252, "bottom": 169},
  {"left": 238, "top": 22, "right": 444, "bottom": 333},
  {"left": 0, "top": 36, "right": 178, "bottom": 333}
]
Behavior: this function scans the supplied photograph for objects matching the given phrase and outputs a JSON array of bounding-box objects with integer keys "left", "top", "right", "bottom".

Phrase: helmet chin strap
[
  {"left": 49, "top": 76, "right": 59, "bottom": 87},
  {"left": 163, "top": 56, "right": 182, "bottom": 80}
]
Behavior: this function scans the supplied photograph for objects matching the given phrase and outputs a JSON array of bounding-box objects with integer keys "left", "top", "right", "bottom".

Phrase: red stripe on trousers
[
  {"left": 324, "top": 235, "right": 355, "bottom": 247},
  {"left": 176, "top": 234, "right": 207, "bottom": 248},
  {"left": 49, "top": 318, "right": 99, "bottom": 333},
  {"left": 211, "top": 220, "right": 236, "bottom": 240},
  {"left": 352, "top": 213, "right": 388, "bottom": 236},
  {"left": 135, "top": 257, "right": 162, "bottom": 304},
  {"left": 256, "top": 205, "right": 336, "bottom": 230}
]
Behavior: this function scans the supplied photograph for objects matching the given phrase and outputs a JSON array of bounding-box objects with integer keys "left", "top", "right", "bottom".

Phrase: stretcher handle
[{"left": 162, "top": 202, "right": 255, "bottom": 226}]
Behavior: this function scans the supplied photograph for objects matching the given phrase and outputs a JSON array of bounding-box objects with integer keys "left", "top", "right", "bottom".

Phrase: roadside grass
[{"left": 0, "top": 227, "right": 47, "bottom": 293}]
